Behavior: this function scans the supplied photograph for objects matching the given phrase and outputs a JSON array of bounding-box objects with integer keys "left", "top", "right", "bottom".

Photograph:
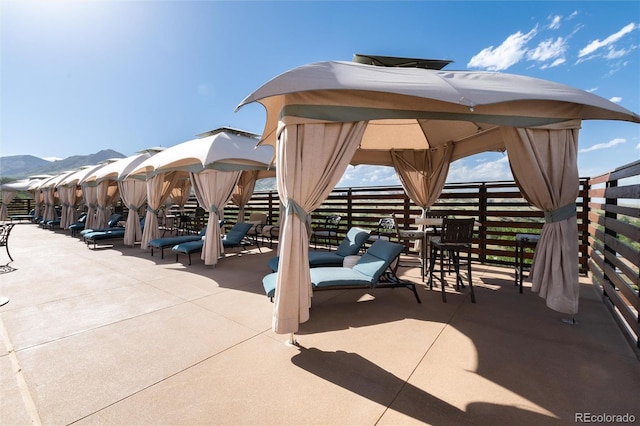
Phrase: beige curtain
[
  {"left": 42, "top": 188, "right": 56, "bottom": 221},
  {"left": 82, "top": 185, "right": 98, "bottom": 230},
  {"left": 95, "top": 181, "right": 119, "bottom": 229},
  {"left": 141, "top": 172, "right": 180, "bottom": 249},
  {"left": 33, "top": 190, "right": 44, "bottom": 221},
  {"left": 62, "top": 186, "right": 78, "bottom": 229},
  {"left": 118, "top": 179, "right": 147, "bottom": 246},
  {"left": 0, "top": 191, "right": 17, "bottom": 221},
  {"left": 273, "top": 120, "right": 366, "bottom": 334},
  {"left": 57, "top": 187, "right": 69, "bottom": 228},
  {"left": 169, "top": 176, "right": 191, "bottom": 207},
  {"left": 231, "top": 170, "right": 259, "bottom": 222},
  {"left": 190, "top": 170, "right": 241, "bottom": 266},
  {"left": 502, "top": 123, "right": 580, "bottom": 314}
]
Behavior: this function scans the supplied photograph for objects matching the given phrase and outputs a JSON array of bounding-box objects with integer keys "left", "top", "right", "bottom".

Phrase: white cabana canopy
[
  {"left": 128, "top": 128, "right": 275, "bottom": 265},
  {"left": 237, "top": 59, "right": 640, "bottom": 336},
  {"left": 82, "top": 152, "right": 158, "bottom": 245}
]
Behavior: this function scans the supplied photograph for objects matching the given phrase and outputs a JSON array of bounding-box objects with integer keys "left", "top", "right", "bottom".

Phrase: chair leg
[
  {"left": 467, "top": 249, "right": 475, "bottom": 303},
  {"left": 5, "top": 245, "right": 13, "bottom": 262}
]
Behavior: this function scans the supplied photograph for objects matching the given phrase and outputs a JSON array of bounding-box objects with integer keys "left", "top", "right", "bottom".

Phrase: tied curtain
[
  {"left": 231, "top": 170, "right": 259, "bottom": 222},
  {"left": 58, "top": 187, "right": 69, "bottom": 228},
  {"left": 42, "top": 187, "right": 57, "bottom": 221},
  {"left": 62, "top": 186, "right": 78, "bottom": 229},
  {"left": 0, "top": 190, "right": 17, "bottom": 221},
  {"left": 94, "top": 181, "right": 120, "bottom": 229},
  {"left": 272, "top": 120, "right": 366, "bottom": 334},
  {"left": 82, "top": 185, "right": 98, "bottom": 230},
  {"left": 190, "top": 169, "right": 241, "bottom": 266},
  {"left": 141, "top": 172, "right": 181, "bottom": 249},
  {"left": 390, "top": 145, "right": 453, "bottom": 250},
  {"left": 118, "top": 179, "right": 147, "bottom": 246},
  {"left": 502, "top": 122, "right": 580, "bottom": 314},
  {"left": 390, "top": 147, "right": 452, "bottom": 212}
]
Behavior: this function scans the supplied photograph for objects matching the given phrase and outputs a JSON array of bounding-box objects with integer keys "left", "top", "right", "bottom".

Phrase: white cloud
[
  {"left": 604, "top": 46, "right": 631, "bottom": 59},
  {"left": 548, "top": 15, "right": 561, "bottom": 30},
  {"left": 579, "top": 138, "right": 626, "bottom": 153},
  {"left": 586, "top": 87, "right": 598, "bottom": 93},
  {"left": 527, "top": 37, "right": 567, "bottom": 62},
  {"left": 337, "top": 165, "right": 399, "bottom": 188},
  {"left": 609, "top": 96, "right": 622, "bottom": 103},
  {"left": 578, "top": 22, "right": 638, "bottom": 57},
  {"left": 42, "top": 157, "right": 62, "bottom": 162},
  {"left": 467, "top": 28, "right": 537, "bottom": 71},
  {"left": 447, "top": 155, "right": 512, "bottom": 183}
]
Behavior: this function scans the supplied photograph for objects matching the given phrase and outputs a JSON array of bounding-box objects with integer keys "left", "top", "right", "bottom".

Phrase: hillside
[{"left": 0, "top": 149, "right": 125, "bottom": 180}]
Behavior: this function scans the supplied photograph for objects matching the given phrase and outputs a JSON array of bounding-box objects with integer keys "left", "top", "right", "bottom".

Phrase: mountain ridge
[{"left": 0, "top": 149, "right": 125, "bottom": 180}]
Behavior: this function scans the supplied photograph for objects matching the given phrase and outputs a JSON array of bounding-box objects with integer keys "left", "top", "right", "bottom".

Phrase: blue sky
[{"left": 1, "top": 0, "right": 638, "bottom": 186}]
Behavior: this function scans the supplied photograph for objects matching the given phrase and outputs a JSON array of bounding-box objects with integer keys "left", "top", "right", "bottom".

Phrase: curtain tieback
[
  {"left": 209, "top": 206, "right": 220, "bottom": 216},
  {"left": 129, "top": 204, "right": 138, "bottom": 211},
  {"left": 544, "top": 203, "right": 576, "bottom": 223},
  {"left": 147, "top": 207, "right": 160, "bottom": 215},
  {"left": 286, "top": 199, "right": 308, "bottom": 223}
]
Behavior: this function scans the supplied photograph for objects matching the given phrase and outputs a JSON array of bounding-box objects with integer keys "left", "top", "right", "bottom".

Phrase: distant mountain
[{"left": 0, "top": 149, "right": 125, "bottom": 180}]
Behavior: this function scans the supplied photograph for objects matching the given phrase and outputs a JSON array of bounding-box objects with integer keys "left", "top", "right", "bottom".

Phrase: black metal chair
[
  {"left": 0, "top": 223, "right": 16, "bottom": 262},
  {"left": 312, "top": 215, "right": 342, "bottom": 249},
  {"left": 366, "top": 217, "right": 396, "bottom": 248},
  {"left": 427, "top": 217, "right": 476, "bottom": 303}
]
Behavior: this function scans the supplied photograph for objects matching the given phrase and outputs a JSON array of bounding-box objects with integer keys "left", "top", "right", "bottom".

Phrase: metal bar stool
[{"left": 514, "top": 233, "right": 540, "bottom": 293}]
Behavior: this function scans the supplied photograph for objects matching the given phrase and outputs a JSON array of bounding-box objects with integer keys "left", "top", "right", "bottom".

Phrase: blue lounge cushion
[
  {"left": 310, "top": 267, "right": 374, "bottom": 288},
  {"left": 223, "top": 222, "right": 253, "bottom": 246},
  {"left": 268, "top": 227, "right": 370, "bottom": 272},
  {"left": 335, "top": 227, "right": 371, "bottom": 256},
  {"left": 172, "top": 239, "right": 204, "bottom": 254},
  {"left": 264, "top": 240, "right": 407, "bottom": 298},
  {"left": 262, "top": 272, "right": 278, "bottom": 298},
  {"left": 149, "top": 228, "right": 205, "bottom": 249},
  {"left": 352, "top": 239, "right": 404, "bottom": 282}
]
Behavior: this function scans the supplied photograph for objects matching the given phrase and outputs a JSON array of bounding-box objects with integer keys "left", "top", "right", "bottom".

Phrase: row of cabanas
[
  {"left": 1, "top": 128, "right": 275, "bottom": 267},
  {"left": 2, "top": 56, "right": 639, "bottom": 339}
]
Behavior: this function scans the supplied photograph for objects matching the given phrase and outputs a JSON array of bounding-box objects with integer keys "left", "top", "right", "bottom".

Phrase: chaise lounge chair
[
  {"left": 171, "top": 222, "right": 254, "bottom": 265},
  {"left": 68, "top": 213, "right": 88, "bottom": 237},
  {"left": 147, "top": 220, "right": 225, "bottom": 259},
  {"left": 84, "top": 217, "right": 145, "bottom": 249},
  {"left": 262, "top": 239, "right": 422, "bottom": 303},
  {"left": 267, "top": 227, "right": 370, "bottom": 272},
  {"left": 79, "top": 213, "right": 123, "bottom": 236}
]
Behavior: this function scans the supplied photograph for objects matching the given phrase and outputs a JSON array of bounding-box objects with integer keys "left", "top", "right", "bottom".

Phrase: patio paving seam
[{"left": 0, "top": 314, "right": 42, "bottom": 425}]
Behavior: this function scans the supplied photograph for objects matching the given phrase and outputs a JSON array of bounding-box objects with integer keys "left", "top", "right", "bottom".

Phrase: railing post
[
  {"left": 268, "top": 191, "right": 275, "bottom": 225},
  {"left": 478, "top": 183, "right": 487, "bottom": 263},
  {"left": 347, "top": 187, "right": 353, "bottom": 229},
  {"left": 579, "top": 178, "right": 590, "bottom": 275},
  {"left": 603, "top": 178, "right": 618, "bottom": 302}
]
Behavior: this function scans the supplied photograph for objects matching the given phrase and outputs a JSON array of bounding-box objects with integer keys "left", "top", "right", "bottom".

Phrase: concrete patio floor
[{"left": 1, "top": 223, "right": 638, "bottom": 425}]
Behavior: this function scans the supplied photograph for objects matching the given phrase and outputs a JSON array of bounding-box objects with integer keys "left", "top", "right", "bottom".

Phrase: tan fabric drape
[
  {"left": 62, "top": 186, "right": 78, "bottom": 229},
  {"left": 32, "top": 190, "right": 44, "bottom": 221},
  {"left": 273, "top": 120, "right": 366, "bottom": 334},
  {"left": 231, "top": 170, "right": 259, "bottom": 222},
  {"left": 190, "top": 170, "right": 241, "bottom": 266},
  {"left": 82, "top": 185, "right": 98, "bottom": 230},
  {"left": 502, "top": 123, "right": 580, "bottom": 314},
  {"left": 94, "top": 181, "right": 119, "bottom": 229},
  {"left": 118, "top": 179, "right": 147, "bottom": 246},
  {"left": 169, "top": 177, "right": 192, "bottom": 207},
  {"left": 0, "top": 191, "right": 17, "bottom": 221},
  {"left": 141, "top": 172, "right": 180, "bottom": 249},
  {"left": 391, "top": 147, "right": 452, "bottom": 251},
  {"left": 42, "top": 188, "right": 57, "bottom": 221}
]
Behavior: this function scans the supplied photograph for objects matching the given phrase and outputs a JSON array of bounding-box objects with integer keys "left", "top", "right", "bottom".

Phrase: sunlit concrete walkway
[{"left": 1, "top": 223, "right": 638, "bottom": 425}]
